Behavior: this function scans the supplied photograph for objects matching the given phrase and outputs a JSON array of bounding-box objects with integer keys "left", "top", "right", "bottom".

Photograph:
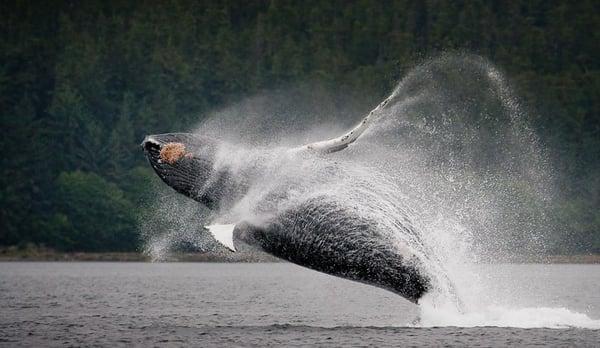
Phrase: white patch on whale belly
[{"left": 205, "top": 224, "right": 237, "bottom": 252}]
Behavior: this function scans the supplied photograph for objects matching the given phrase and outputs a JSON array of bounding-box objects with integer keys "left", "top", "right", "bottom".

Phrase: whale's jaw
[{"left": 142, "top": 133, "right": 219, "bottom": 208}]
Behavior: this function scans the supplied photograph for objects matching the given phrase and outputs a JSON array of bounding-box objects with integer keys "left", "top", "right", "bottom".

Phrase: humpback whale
[{"left": 141, "top": 92, "right": 431, "bottom": 303}]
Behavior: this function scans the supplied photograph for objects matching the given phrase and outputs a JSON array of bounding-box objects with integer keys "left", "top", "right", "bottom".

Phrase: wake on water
[{"left": 141, "top": 54, "right": 600, "bottom": 329}]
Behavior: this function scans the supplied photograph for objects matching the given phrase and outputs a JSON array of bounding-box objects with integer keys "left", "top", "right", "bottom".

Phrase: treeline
[{"left": 1, "top": 0, "right": 598, "bottom": 252}]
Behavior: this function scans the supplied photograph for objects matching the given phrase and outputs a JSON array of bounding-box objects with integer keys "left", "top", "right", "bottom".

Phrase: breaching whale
[{"left": 141, "top": 92, "right": 431, "bottom": 303}]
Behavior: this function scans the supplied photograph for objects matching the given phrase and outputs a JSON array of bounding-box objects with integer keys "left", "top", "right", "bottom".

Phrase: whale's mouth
[
  {"left": 142, "top": 136, "right": 161, "bottom": 154},
  {"left": 142, "top": 136, "right": 177, "bottom": 182}
]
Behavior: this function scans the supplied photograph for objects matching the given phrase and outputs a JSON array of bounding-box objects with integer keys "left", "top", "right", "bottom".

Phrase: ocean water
[{"left": 1, "top": 262, "right": 599, "bottom": 347}]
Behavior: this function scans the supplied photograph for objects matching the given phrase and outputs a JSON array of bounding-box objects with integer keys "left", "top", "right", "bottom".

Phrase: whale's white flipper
[
  {"left": 300, "top": 89, "right": 396, "bottom": 153},
  {"left": 205, "top": 224, "right": 236, "bottom": 252}
]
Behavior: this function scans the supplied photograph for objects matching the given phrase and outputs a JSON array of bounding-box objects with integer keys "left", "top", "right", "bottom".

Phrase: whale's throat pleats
[{"left": 195, "top": 169, "right": 241, "bottom": 210}]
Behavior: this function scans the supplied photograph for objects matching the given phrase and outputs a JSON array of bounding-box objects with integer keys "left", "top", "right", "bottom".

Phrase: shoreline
[
  {"left": 0, "top": 248, "right": 281, "bottom": 262},
  {"left": 0, "top": 248, "right": 599, "bottom": 263}
]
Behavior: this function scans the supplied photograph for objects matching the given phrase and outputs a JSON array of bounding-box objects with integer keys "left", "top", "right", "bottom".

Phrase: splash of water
[
  {"left": 418, "top": 302, "right": 600, "bottom": 329},
  {"left": 139, "top": 183, "right": 218, "bottom": 260},
  {"left": 141, "top": 54, "right": 596, "bottom": 328}
]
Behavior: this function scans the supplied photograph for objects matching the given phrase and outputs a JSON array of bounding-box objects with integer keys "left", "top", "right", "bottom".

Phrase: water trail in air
[{"left": 141, "top": 53, "right": 598, "bottom": 328}]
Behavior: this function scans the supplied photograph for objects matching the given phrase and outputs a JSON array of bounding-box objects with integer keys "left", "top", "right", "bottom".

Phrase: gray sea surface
[{"left": 1, "top": 262, "right": 599, "bottom": 347}]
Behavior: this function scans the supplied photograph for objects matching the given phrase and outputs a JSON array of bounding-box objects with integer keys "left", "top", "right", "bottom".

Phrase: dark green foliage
[
  {"left": 53, "top": 171, "right": 137, "bottom": 251},
  {"left": 0, "top": 0, "right": 598, "bottom": 252}
]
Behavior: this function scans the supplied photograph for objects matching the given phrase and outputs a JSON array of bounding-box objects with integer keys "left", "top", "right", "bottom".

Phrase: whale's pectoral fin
[
  {"left": 205, "top": 224, "right": 237, "bottom": 252},
  {"left": 301, "top": 116, "right": 370, "bottom": 153},
  {"left": 299, "top": 89, "right": 396, "bottom": 154}
]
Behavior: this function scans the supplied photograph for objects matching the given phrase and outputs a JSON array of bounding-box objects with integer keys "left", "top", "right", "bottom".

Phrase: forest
[{"left": 1, "top": 0, "right": 598, "bottom": 253}]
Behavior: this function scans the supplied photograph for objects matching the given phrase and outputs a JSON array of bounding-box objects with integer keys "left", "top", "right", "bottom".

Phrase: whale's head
[{"left": 142, "top": 133, "right": 222, "bottom": 209}]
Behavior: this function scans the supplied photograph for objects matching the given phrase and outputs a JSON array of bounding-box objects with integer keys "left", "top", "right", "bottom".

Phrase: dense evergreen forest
[{"left": 1, "top": 1, "right": 598, "bottom": 253}]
